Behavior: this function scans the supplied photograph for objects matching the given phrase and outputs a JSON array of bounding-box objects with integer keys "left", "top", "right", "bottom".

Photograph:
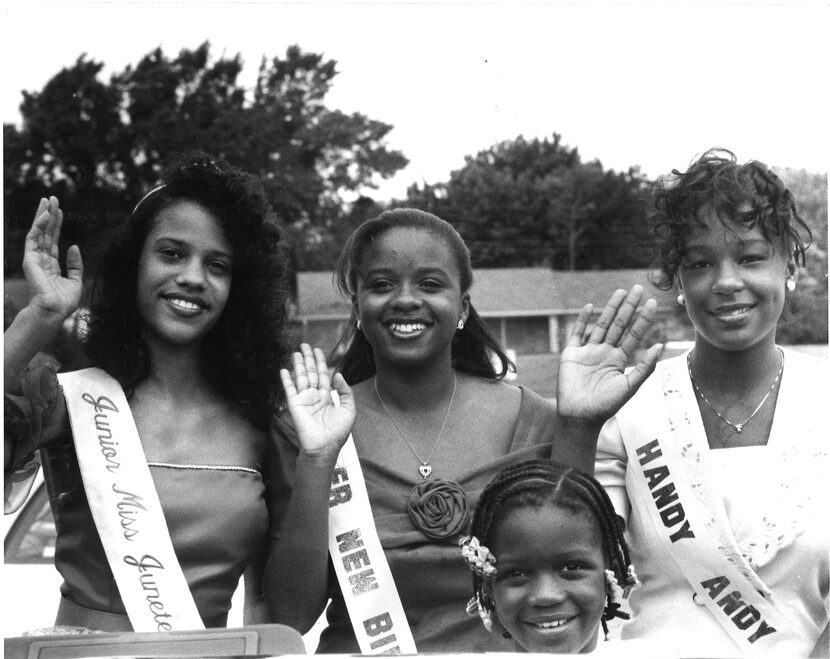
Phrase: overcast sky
[{"left": 2, "top": 0, "right": 828, "bottom": 200}]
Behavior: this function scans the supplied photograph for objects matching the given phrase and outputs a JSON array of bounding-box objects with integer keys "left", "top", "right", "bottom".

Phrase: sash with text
[
  {"left": 328, "top": 435, "right": 417, "bottom": 654},
  {"left": 58, "top": 368, "right": 204, "bottom": 632},
  {"left": 616, "top": 360, "right": 806, "bottom": 655}
]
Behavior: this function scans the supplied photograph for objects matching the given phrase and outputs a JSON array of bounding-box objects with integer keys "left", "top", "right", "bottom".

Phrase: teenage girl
[
  {"left": 596, "top": 149, "right": 827, "bottom": 656},
  {"left": 4, "top": 153, "right": 355, "bottom": 631},
  {"left": 272, "top": 208, "right": 663, "bottom": 651}
]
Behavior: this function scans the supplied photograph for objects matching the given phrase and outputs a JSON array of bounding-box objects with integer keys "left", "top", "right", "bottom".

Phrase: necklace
[
  {"left": 374, "top": 374, "right": 458, "bottom": 480},
  {"left": 687, "top": 349, "right": 784, "bottom": 434}
]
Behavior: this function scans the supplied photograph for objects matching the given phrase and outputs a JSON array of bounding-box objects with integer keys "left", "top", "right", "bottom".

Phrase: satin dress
[{"left": 5, "top": 358, "right": 291, "bottom": 631}]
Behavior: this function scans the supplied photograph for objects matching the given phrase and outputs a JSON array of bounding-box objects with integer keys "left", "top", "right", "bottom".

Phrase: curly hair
[
  {"left": 332, "top": 207, "right": 514, "bottom": 384},
  {"left": 650, "top": 148, "right": 811, "bottom": 290},
  {"left": 467, "top": 459, "right": 635, "bottom": 636},
  {"left": 83, "top": 151, "right": 291, "bottom": 425}
]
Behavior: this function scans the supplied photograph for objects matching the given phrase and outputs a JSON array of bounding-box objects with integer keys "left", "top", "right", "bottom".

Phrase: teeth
[
  {"left": 169, "top": 298, "right": 200, "bottom": 311},
  {"left": 534, "top": 619, "right": 568, "bottom": 629},
  {"left": 389, "top": 323, "right": 426, "bottom": 333},
  {"left": 715, "top": 306, "right": 750, "bottom": 317}
]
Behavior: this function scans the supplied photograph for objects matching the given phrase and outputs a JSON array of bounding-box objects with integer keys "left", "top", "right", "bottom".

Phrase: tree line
[{"left": 4, "top": 42, "right": 826, "bottom": 343}]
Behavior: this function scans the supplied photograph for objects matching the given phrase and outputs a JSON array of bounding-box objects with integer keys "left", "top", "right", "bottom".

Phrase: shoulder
[
  {"left": 626, "top": 351, "right": 688, "bottom": 401},
  {"left": 456, "top": 375, "right": 528, "bottom": 423},
  {"left": 653, "top": 350, "right": 690, "bottom": 374},
  {"left": 462, "top": 375, "right": 523, "bottom": 403}
]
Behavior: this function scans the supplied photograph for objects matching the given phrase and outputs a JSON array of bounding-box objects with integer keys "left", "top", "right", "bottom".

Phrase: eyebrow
[
  {"left": 362, "top": 265, "right": 451, "bottom": 278},
  {"left": 153, "top": 236, "right": 233, "bottom": 260},
  {"left": 683, "top": 238, "right": 771, "bottom": 252}
]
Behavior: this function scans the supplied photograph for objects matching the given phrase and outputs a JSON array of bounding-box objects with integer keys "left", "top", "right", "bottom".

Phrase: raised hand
[
  {"left": 22, "top": 197, "right": 83, "bottom": 321},
  {"left": 280, "top": 344, "right": 355, "bottom": 458},
  {"left": 556, "top": 286, "right": 663, "bottom": 421}
]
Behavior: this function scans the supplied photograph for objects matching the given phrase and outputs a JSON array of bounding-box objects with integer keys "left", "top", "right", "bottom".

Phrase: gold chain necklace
[
  {"left": 374, "top": 374, "right": 457, "bottom": 480},
  {"left": 687, "top": 349, "right": 784, "bottom": 434}
]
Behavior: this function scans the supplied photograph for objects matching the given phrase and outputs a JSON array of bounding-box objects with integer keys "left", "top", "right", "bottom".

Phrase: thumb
[
  {"left": 331, "top": 372, "right": 356, "bottom": 415},
  {"left": 626, "top": 343, "right": 663, "bottom": 394},
  {"left": 66, "top": 245, "right": 84, "bottom": 283}
]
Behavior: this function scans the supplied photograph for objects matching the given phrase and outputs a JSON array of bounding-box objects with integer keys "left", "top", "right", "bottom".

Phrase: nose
[
  {"left": 527, "top": 573, "right": 567, "bottom": 607},
  {"left": 391, "top": 281, "right": 423, "bottom": 310},
  {"left": 711, "top": 260, "right": 744, "bottom": 295},
  {"left": 176, "top": 258, "right": 208, "bottom": 290}
]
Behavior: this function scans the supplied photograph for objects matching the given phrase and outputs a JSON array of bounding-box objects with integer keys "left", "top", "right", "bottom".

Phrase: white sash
[
  {"left": 58, "top": 368, "right": 204, "bottom": 632},
  {"left": 328, "top": 435, "right": 417, "bottom": 654},
  {"left": 616, "top": 357, "right": 808, "bottom": 655}
]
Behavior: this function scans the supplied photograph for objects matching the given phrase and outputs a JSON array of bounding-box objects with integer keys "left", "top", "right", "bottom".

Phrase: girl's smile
[
  {"left": 678, "top": 207, "right": 794, "bottom": 354},
  {"left": 136, "top": 200, "right": 233, "bottom": 347},
  {"left": 355, "top": 227, "right": 469, "bottom": 369},
  {"left": 490, "top": 504, "right": 607, "bottom": 654}
]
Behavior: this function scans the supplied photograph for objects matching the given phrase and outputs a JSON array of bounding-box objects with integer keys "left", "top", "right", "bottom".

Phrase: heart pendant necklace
[{"left": 375, "top": 374, "right": 457, "bottom": 480}]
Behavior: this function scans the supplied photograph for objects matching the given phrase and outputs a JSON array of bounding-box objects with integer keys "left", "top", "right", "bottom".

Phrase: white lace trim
[
  {"left": 734, "top": 442, "right": 826, "bottom": 568},
  {"left": 666, "top": 362, "right": 827, "bottom": 571}
]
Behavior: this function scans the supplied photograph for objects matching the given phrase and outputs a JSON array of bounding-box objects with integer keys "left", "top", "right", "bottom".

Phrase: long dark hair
[
  {"left": 468, "top": 459, "right": 635, "bottom": 636},
  {"left": 332, "top": 208, "right": 513, "bottom": 384},
  {"left": 650, "top": 148, "right": 811, "bottom": 290},
  {"left": 83, "top": 151, "right": 291, "bottom": 425}
]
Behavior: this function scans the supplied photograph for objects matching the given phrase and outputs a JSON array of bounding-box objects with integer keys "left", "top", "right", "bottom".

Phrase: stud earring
[
  {"left": 502, "top": 630, "right": 512, "bottom": 640},
  {"left": 457, "top": 319, "right": 465, "bottom": 330},
  {"left": 356, "top": 319, "right": 362, "bottom": 330},
  {"left": 676, "top": 293, "right": 685, "bottom": 306},
  {"left": 786, "top": 278, "right": 796, "bottom": 292}
]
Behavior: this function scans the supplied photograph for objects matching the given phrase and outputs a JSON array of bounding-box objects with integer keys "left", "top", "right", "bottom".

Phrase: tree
[
  {"left": 4, "top": 42, "right": 408, "bottom": 276},
  {"left": 404, "top": 134, "right": 650, "bottom": 269},
  {"left": 776, "top": 169, "right": 828, "bottom": 344}
]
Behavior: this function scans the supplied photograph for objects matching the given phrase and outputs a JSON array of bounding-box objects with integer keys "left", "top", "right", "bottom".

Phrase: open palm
[
  {"left": 22, "top": 196, "right": 83, "bottom": 320},
  {"left": 280, "top": 344, "right": 355, "bottom": 457},
  {"left": 557, "top": 286, "right": 663, "bottom": 420}
]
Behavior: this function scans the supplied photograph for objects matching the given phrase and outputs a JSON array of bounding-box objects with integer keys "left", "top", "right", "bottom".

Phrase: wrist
[
  {"left": 297, "top": 446, "right": 341, "bottom": 471},
  {"left": 21, "top": 303, "right": 72, "bottom": 329},
  {"left": 556, "top": 413, "right": 604, "bottom": 430}
]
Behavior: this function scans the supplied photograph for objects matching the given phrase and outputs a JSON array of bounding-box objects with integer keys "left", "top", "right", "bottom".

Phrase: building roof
[{"left": 296, "top": 268, "right": 676, "bottom": 318}]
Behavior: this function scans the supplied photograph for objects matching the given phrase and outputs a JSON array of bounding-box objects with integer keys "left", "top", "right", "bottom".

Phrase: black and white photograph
[{"left": 3, "top": 1, "right": 827, "bottom": 656}]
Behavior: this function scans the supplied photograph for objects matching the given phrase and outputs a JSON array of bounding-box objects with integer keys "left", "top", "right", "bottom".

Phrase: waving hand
[
  {"left": 23, "top": 197, "right": 83, "bottom": 321},
  {"left": 556, "top": 286, "right": 663, "bottom": 421},
  {"left": 280, "top": 344, "right": 355, "bottom": 458}
]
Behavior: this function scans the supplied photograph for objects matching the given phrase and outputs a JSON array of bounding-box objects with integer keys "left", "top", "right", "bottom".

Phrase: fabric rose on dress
[{"left": 407, "top": 478, "right": 469, "bottom": 539}]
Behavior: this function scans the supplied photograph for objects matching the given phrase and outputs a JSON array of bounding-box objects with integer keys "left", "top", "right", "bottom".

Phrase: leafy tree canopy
[
  {"left": 404, "top": 133, "right": 651, "bottom": 270},
  {"left": 4, "top": 42, "right": 408, "bottom": 275}
]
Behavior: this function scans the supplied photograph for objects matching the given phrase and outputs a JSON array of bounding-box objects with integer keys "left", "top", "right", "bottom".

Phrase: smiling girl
[
  {"left": 596, "top": 149, "right": 828, "bottom": 656},
  {"left": 460, "top": 459, "right": 640, "bottom": 654},
  {"left": 274, "top": 208, "right": 664, "bottom": 652},
  {"left": 3, "top": 153, "right": 355, "bottom": 633}
]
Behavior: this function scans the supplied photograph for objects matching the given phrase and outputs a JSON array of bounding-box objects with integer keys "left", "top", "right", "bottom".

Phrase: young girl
[
  {"left": 460, "top": 459, "right": 637, "bottom": 654},
  {"left": 273, "top": 208, "right": 664, "bottom": 652},
  {"left": 596, "top": 149, "right": 828, "bottom": 656},
  {"left": 3, "top": 153, "right": 355, "bottom": 632}
]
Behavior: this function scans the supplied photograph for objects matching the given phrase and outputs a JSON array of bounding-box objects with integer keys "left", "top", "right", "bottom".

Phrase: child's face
[
  {"left": 489, "top": 503, "right": 606, "bottom": 654},
  {"left": 136, "top": 200, "right": 233, "bottom": 348},
  {"left": 354, "top": 227, "right": 469, "bottom": 370},
  {"left": 678, "top": 205, "right": 793, "bottom": 353}
]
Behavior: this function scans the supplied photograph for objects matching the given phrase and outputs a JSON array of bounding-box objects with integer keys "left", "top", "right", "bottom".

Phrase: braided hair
[
  {"left": 650, "top": 147, "right": 811, "bottom": 290},
  {"left": 466, "top": 459, "right": 635, "bottom": 637}
]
